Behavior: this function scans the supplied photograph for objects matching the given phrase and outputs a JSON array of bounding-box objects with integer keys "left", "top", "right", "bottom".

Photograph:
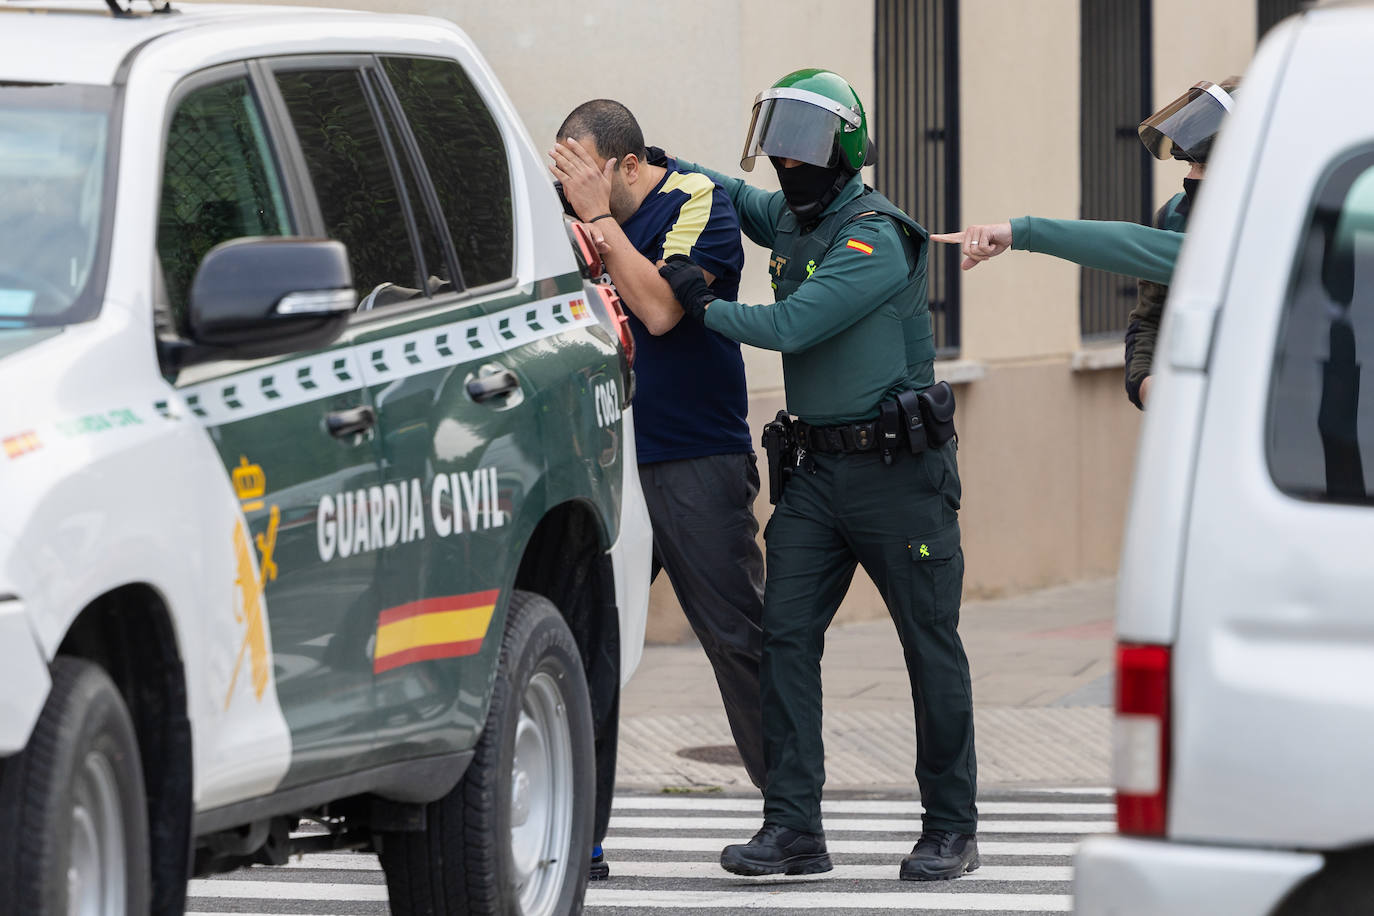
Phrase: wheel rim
[
  {"left": 509, "top": 668, "right": 575, "bottom": 916},
  {"left": 67, "top": 749, "right": 126, "bottom": 916}
]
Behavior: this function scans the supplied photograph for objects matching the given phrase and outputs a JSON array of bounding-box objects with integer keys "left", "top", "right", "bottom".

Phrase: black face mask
[
  {"left": 772, "top": 158, "right": 844, "bottom": 223},
  {"left": 1174, "top": 176, "right": 1202, "bottom": 220},
  {"left": 1182, "top": 176, "right": 1201, "bottom": 202}
]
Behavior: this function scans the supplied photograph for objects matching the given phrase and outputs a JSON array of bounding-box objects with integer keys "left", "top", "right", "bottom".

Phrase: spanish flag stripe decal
[
  {"left": 846, "top": 239, "right": 875, "bottom": 255},
  {"left": 373, "top": 590, "right": 500, "bottom": 674},
  {"left": 378, "top": 590, "right": 500, "bottom": 626},
  {"left": 375, "top": 639, "right": 486, "bottom": 674}
]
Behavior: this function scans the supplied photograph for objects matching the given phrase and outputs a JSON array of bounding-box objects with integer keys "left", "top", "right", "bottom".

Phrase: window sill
[
  {"left": 934, "top": 358, "right": 987, "bottom": 385},
  {"left": 1071, "top": 343, "right": 1125, "bottom": 372}
]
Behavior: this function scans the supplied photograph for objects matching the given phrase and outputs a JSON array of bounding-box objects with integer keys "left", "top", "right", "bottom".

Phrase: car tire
[
  {"left": 380, "top": 590, "right": 595, "bottom": 916},
  {"left": 0, "top": 656, "right": 151, "bottom": 915}
]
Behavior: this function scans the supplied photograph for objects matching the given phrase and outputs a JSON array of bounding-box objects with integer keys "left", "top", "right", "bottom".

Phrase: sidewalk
[{"left": 616, "top": 577, "right": 1116, "bottom": 792}]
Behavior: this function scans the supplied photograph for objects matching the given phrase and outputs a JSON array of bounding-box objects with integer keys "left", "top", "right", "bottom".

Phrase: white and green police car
[{"left": 0, "top": 2, "right": 652, "bottom": 913}]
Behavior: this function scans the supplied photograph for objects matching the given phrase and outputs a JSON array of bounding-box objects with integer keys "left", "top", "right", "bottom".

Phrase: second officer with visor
[{"left": 659, "top": 68, "right": 979, "bottom": 882}]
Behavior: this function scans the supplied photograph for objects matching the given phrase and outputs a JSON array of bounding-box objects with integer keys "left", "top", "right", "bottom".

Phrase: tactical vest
[{"left": 770, "top": 188, "right": 935, "bottom": 384}]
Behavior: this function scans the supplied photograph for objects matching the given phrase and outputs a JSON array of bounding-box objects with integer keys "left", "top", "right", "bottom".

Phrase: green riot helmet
[{"left": 740, "top": 68, "right": 869, "bottom": 173}]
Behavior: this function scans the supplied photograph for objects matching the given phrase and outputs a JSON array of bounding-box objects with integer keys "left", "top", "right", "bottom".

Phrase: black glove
[
  {"left": 658, "top": 254, "right": 717, "bottom": 322},
  {"left": 644, "top": 145, "right": 669, "bottom": 167}
]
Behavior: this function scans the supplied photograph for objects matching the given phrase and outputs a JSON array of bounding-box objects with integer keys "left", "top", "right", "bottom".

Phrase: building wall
[{"left": 211, "top": 0, "right": 1263, "bottom": 641}]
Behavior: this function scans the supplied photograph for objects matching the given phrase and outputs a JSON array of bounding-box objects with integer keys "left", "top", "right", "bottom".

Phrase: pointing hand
[{"left": 930, "top": 221, "right": 1013, "bottom": 271}]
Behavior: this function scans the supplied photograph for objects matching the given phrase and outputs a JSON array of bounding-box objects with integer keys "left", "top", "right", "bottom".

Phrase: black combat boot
[
  {"left": 589, "top": 844, "right": 609, "bottom": 881},
  {"left": 899, "top": 830, "right": 980, "bottom": 881},
  {"left": 720, "top": 822, "right": 833, "bottom": 876}
]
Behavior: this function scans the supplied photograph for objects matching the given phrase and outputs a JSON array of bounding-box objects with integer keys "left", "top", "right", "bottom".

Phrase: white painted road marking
[
  {"left": 599, "top": 835, "right": 1081, "bottom": 856},
  {"left": 584, "top": 889, "right": 1073, "bottom": 911},
  {"left": 186, "top": 790, "right": 1103, "bottom": 913},
  {"left": 611, "top": 815, "right": 1112, "bottom": 834},
  {"left": 613, "top": 797, "right": 1116, "bottom": 816},
  {"left": 604, "top": 861, "right": 1074, "bottom": 882}
]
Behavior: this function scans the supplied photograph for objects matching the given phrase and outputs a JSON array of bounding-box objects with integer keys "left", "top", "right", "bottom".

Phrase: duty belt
[{"left": 793, "top": 419, "right": 882, "bottom": 454}]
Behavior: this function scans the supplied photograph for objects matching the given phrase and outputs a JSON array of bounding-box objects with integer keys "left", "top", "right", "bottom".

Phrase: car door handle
[
  {"left": 467, "top": 369, "right": 520, "bottom": 403},
  {"left": 325, "top": 405, "right": 377, "bottom": 439}
]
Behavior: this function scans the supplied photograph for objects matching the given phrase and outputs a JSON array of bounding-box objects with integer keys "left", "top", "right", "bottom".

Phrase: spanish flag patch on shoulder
[{"left": 845, "top": 238, "right": 875, "bottom": 255}]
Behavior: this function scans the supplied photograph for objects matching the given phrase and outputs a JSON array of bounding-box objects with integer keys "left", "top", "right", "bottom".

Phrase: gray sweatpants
[{"left": 639, "top": 452, "right": 767, "bottom": 788}]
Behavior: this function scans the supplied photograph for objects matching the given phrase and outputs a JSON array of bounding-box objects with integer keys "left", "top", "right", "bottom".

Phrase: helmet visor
[
  {"left": 740, "top": 95, "right": 847, "bottom": 172},
  {"left": 1138, "top": 81, "right": 1233, "bottom": 163}
]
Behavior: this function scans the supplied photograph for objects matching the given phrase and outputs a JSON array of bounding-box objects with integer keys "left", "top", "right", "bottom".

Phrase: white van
[{"left": 1075, "top": 4, "right": 1374, "bottom": 913}]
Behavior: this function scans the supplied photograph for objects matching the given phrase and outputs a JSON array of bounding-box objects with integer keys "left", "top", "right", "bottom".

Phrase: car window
[
  {"left": 382, "top": 56, "right": 514, "bottom": 288},
  {"left": 274, "top": 67, "right": 422, "bottom": 309},
  {"left": 371, "top": 78, "right": 455, "bottom": 298},
  {"left": 157, "top": 76, "right": 290, "bottom": 328},
  {"left": 1268, "top": 148, "right": 1374, "bottom": 504},
  {"left": 0, "top": 83, "right": 114, "bottom": 328}
]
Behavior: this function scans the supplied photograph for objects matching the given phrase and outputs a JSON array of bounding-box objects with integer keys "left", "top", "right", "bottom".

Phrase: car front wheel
[
  {"left": 0, "top": 656, "right": 151, "bottom": 915},
  {"left": 380, "top": 590, "right": 595, "bottom": 915}
]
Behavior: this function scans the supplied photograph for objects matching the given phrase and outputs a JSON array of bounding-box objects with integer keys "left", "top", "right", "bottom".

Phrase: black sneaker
[
  {"left": 720, "top": 822, "right": 833, "bottom": 876},
  {"left": 589, "top": 844, "right": 609, "bottom": 881},
  {"left": 899, "top": 830, "right": 980, "bottom": 881}
]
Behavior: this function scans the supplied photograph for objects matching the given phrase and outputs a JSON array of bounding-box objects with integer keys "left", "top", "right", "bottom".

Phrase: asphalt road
[{"left": 185, "top": 788, "right": 1110, "bottom": 914}]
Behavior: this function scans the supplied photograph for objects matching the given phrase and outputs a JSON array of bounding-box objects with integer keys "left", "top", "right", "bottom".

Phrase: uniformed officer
[
  {"left": 932, "top": 77, "right": 1240, "bottom": 408},
  {"left": 658, "top": 68, "right": 979, "bottom": 882}
]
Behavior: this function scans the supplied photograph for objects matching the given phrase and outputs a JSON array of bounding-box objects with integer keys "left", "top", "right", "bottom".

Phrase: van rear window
[{"left": 1268, "top": 149, "right": 1374, "bottom": 503}]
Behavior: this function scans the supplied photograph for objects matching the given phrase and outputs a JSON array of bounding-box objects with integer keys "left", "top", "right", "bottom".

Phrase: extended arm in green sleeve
[
  {"left": 1009, "top": 215, "right": 1183, "bottom": 285},
  {"left": 673, "top": 157, "right": 786, "bottom": 250},
  {"left": 703, "top": 219, "right": 908, "bottom": 353}
]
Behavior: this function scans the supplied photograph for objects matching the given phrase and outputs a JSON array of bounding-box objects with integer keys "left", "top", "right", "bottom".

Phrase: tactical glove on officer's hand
[{"left": 659, "top": 254, "right": 717, "bottom": 322}]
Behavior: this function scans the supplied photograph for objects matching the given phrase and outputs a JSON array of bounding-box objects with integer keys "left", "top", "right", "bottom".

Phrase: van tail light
[{"left": 1114, "top": 643, "right": 1171, "bottom": 836}]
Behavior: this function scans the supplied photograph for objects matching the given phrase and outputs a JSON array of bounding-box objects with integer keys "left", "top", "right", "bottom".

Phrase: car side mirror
[{"left": 185, "top": 237, "right": 354, "bottom": 360}]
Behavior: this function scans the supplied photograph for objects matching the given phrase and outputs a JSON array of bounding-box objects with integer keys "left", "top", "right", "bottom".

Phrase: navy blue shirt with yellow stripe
[{"left": 620, "top": 160, "right": 751, "bottom": 463}]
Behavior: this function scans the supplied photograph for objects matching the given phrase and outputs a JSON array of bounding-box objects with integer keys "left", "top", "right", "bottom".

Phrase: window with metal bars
[
  {"left": 1079, "top": 0, "right": 1153, "bottom": 341},
  {"left": 874, "top": 0, "right": 960, "bottom": 356}
]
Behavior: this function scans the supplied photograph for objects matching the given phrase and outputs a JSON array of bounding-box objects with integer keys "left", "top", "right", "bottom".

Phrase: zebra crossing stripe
[
  {"left": 263, "top": 856, "right": 1073, "bottom": 883},
  {"left": 583, "top": 889, "right": 1072, "bottom": 911},
  {"left": 612, "top": 798, "right": 1114, "bottom": 816},
  {"left": 184, "top": 883, "right": 1075, "bottom": 913},
  {"left": 598, "top": 836, "right": 1080, "bottom": 856},
  {"left": 185, "top": 792, "right": 1106, "bottom": 913},
  {"left": 598, "top": 862, "right": 1073, "bottom": 882},
  {"left": 611, "top": 816, "right": 1112, "bottom": 834},
  {"left": 189, "top": 880, "right": 387, "bottom": 900}
]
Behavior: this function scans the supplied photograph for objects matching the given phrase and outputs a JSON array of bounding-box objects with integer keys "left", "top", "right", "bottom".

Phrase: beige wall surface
[{"left": 957, "top": 0, "right": 1081, "bottom": 362}]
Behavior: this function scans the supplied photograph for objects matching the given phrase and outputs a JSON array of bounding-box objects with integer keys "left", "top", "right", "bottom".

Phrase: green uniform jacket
[
  {"left": 1008, "top": 215, "right": 1183, "bottom": 285},
  {"left": 1125, "top": 194, "right": 1189, "bottom": 407},
  {"left": 676, "top": 163, "right": 929, "bottom": 426}
]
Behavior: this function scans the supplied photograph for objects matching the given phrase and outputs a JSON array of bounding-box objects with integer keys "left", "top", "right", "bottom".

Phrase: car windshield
[{"left": 0, "top": 82, "right": 115, "bottom": 328}]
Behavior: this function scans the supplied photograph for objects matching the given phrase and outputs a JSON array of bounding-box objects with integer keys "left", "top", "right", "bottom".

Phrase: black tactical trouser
[
  {"left": 760, "top": 440, "right": 977, "bottom": 835},
  {"left": 640, "top": 453, "right": 767, "bottom": 788}
]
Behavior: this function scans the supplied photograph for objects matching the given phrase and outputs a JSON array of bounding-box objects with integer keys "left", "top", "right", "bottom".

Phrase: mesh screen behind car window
[
  {"left": 275, "top": 68, "right": 420, "bottom": 306},
  {"left": 157, "top": 77, "right": 290, "bottom": 326},
  {"left": 382, "top": 57, "right": 513, "bottom": 288},
  {"left": 1268, "top": 149, "right": 1374, "bottom": 503},
  {"left": 372, "top": 79, "right": 453, "bottom": 298}
]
